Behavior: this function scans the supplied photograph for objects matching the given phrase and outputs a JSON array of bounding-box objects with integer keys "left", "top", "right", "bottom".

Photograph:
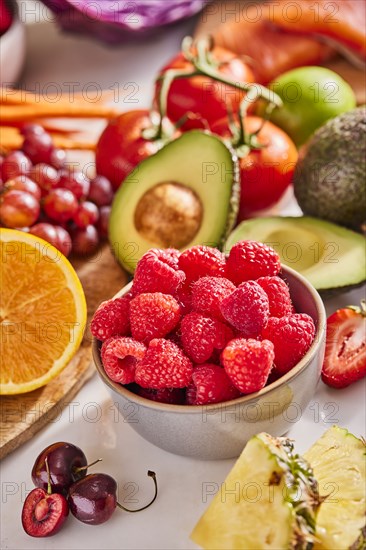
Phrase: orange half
[{"left": 0, "top": 228, "right": 87, "bottom": 394}]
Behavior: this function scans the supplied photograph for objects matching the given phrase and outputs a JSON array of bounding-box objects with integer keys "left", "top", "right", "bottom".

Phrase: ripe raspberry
[
  {"left": 180, "top": 312, "right": 234, "bottom": 363},
  {"left": 132, "top": 248, "right": 185, "bottom": 295},
  {"left": 175, "top": 281, "right": 193, "bottom": 314},
  {"left": 220, "top": 281, "right": 269, "bottom": 337},
  {"left": 262, "top": 314, "right": 316, "bottom": 375},
  {"left": 222, "top": 338, "right": 275, "bottom": 394},
  {"left": 136, "top": 387, "right": 185, "bottom": 405},
  {"left": 178, "top": 245, "right": 226, "bottom": 283},
  {"left": 91, "top": 294, "right": 131, "bottom": 341},
  {"left": 101, "top": 337, "right": 146, "bottom": 384},
  {"left": 257, "top": 276, "right": 293, "bottom": 318},
  {"left": 135, "top": 338, "right": 193, "bottom": 389},
  {"left": 129, "top": 293, "right": 181, "bottom": 343},
  {"left": 191, "top": 276, "right": 236, "bottom": 321},
  {"left": 226, "top": 240, "right": 281, "bottom": 284},
  {"left": 186, "top": 364, "right": 241, "bottom": 405}
]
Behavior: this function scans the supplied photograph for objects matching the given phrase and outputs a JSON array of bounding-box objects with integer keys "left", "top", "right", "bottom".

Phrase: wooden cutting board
[
  {"left": 0, "top": 245, "right": 128, "bottom": 460},
  {"left": 194, "top": 0, "right": 366, "bottom": 105}
]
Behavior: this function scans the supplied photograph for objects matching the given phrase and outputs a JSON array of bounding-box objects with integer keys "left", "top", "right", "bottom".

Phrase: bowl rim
[{"left": 92, "top": 264, "right": 327, "bottom": 413}]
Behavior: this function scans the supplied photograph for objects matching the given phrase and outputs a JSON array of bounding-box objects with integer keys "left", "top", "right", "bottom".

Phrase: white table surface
[{"left": 1, "top": 6, "right": 365, "bottom": 549}]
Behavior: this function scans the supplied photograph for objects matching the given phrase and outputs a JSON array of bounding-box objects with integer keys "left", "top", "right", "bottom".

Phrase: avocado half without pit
[
  {"left": 225, "top": 216, "right": 366, "bottom": 295},
  {"left": 109, "top": 131, "right": 239, "bottom": 273}
]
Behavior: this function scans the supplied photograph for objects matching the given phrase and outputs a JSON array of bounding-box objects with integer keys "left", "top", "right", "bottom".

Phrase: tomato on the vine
[
  {"left": 211, "top": 116, "right": 298, "bottom": 219},
  {"left": 96, "top": 110, "right": 169, "bottom": 191},
  {"left": 156, "top": 47, "right": 255, "bottom": 130}
]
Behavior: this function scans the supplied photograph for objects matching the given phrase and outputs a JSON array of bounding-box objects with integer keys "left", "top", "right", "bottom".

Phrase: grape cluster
[{"left": 0, "top": 125, "right": 114, "bottom": 257}]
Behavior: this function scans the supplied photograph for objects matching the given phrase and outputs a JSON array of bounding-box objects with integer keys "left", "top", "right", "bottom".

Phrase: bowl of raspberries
[{"left": 91, "top": 240, "right": 326, "bottom": 459}]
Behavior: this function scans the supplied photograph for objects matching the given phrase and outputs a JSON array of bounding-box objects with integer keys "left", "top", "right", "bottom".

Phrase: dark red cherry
[
  {"left": 31, "top": 442, "right": 90, "bottom": 495},
  {"left": 68, "top": 471, "right": 157, "bottom": 525}
]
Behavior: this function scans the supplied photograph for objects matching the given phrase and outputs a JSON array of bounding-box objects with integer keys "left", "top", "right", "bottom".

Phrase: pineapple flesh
[
  {"left": 191, "top": 433, "right": 320, "bottom": 550},
  {"left": 304, "top": 426, "right": 366, "bottom": 550}
]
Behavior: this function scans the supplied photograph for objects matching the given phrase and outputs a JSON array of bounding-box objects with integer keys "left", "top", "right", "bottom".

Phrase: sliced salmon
[
  {"left": 212, "top": 4, "right": 335, "bottom": 83},
  {"left": 271, "top": 0, "right": 366, "bottom": 66}
]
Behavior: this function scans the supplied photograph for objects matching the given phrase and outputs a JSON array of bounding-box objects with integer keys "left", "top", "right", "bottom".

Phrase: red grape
[
  {"left": 5, "top": 176, "right": 41, "bottom": 200},
  {"left": 22, "top": 131, "right": 54, "bottom": 165},
  {"left": 30, "top": 163, "right": 60, "bottom": 195},
  {"left": 43, "top": 188, "right": 78, "bottom": 223},
  {"left": 55, "top": 226, "right": 72, "bottom": 257},
  {"left": 29, "top": 222, "right": 59, "bottom": 247},
  {"left": 20, "top": 124, "right": 46, "bottom": 137},
  {"left": 72, "top": 225, "right": 99, "bottom": 256},
  {"left": 97, "top": 205, "right": 111, "bottom": 239},
  {"left": 2, "top": 151, "right": 32, "bottom": 181},
  {"left": 73, "top": 201, "right": 99, "bottom": 228},
  {"left": 88, "top": 175, "right": 113, "bottom": 206},
  {"left": 49, "top": 148, "right": 66, "bottom": 170},
  {"left": 0, "top": 190, "right": 40, "bottom": 228},
  {"left": 30, "top": 223, "right": 72, "bottom": 257},
  {"left": 59, "top": 169, "right": 90, "bottom": 200}
]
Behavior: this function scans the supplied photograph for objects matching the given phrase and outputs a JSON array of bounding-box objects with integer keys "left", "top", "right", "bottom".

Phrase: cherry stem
[
  {"left": 116, "top": 471, "right": 157, "bottom": 513},
  {"left": 74, "top": 458, "right": 102, "bottom": 473},
  {"left": 44, "top": 457, "right": 52, "bottom": 496}
]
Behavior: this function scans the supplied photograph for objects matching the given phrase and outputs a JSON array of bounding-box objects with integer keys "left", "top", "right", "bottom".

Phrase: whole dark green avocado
[{"left": 294, "top": 107, "right": 366, "bottom": 231}]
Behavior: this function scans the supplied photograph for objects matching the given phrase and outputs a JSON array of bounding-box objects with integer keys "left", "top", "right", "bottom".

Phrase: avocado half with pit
[
  {"left": 225, "top": 216, "right": 366, "bottom": 295},
  {"left": 109, "top": 131, "right": 239, "bottom": 273}
]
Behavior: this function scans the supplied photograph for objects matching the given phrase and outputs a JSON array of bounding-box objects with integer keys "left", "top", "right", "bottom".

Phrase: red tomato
[
  {"left": 156, "top": 47, "right": 255, "bottom": 130},
  {"left": 211, "top": 116, "right": 298, "bottom": 218},
  {"left": 95, "top": 110, "right": 161, "bottom": 191},
  {"left": 322, "top": 305, "right": 366, "bottom": 389}
]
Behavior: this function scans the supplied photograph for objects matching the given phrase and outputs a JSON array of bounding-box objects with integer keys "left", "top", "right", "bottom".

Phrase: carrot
[
  {"left": 0, "top": 126, "right": 96, "bottom": 152},
  {"left": 0, "top": 87, "right": 116, "bottom": 105},
  {"left": 0, "top": 103, "right": 119, "bottom": 123}
]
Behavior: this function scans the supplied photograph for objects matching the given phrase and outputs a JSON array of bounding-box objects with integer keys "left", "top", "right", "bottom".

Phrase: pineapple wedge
[
  {"left": 304, "top": 426, "right": 366, "bottom": 550},
  {"left": 191, "top": 433, "right": 320, "bottom": 550}
]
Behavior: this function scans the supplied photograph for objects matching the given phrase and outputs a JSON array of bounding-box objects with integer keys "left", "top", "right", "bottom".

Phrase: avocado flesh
[
  {"left": 294, "top": 107, "right": 366, "bottom": 231},
  {"left": 109, "top": 131, "right": 239, "bottom": 273},
  {"left": 225, "top": 216, "right": 366, "bottom": 293}
]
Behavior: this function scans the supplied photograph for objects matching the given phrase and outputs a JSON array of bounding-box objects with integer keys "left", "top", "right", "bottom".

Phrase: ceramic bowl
[{"left": 93, "top": 265, "right": 326, "bottom": 460}]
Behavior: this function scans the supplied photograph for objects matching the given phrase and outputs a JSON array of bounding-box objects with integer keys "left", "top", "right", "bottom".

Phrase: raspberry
[
  {"left": 222, "top": 338, "right": 275, "bottom": 394},
  {"left": 257, "top": 276, "right": 293, "bottom": 318},
  {"left": 220, "top": 281, "right": 269, "bottom": 337},
  {"left": 101, "top": 337, "right": 146, "bottom": 384},
  {"left": 186, "top": 364, "right": 241, "bottom": 405},
  {"left": 262, "top": 314, "right": 316, "bottom": 375},
  {"left": 132, "top": 248, "right": 185, "bottom": 295},
  {"left": 180, "top": 312, "right": 234, "bottom": 363},
  {"left": 191, "top": 276, "right": 236, "bottom": 321},
  {"left": 136, "top": 387, "right": 185, "bottom": 405},
  {"left": 129, "top": 293, "right": 181, "bottom": 343},
  {"left": 135, "top": 338, "right": 193, "bottom": 389},
  {"left": 91, "top": 294, "right": 131, "bottom": 341},
  {"left": 175, "top": 281, "right": 193, "bottom": 314},
  {"left": 226, "top": 240, "right": 281, "bottom": 284},
  {"left": 178, "top": 245, "right": 226, "bottom": 283}
]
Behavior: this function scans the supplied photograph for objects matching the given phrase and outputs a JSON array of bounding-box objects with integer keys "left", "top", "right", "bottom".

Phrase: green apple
[{"left": 260, "top": 66, "right": 356, "bottom": 147}]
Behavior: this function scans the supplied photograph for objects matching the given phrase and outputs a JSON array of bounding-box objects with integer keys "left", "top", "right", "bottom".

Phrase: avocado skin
[{"left": 294, "top": 107, "right": 366, "bottom": 231}]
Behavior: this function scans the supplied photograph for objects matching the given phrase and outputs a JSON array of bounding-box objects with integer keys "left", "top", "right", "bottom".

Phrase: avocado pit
[{"left": 134, "top": 182, "right": 203, "bottom": 249}]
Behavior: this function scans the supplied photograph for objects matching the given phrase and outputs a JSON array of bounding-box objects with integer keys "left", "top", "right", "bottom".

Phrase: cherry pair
[{"left": 21, "top": 442, "right": 157, "bottom": 537}]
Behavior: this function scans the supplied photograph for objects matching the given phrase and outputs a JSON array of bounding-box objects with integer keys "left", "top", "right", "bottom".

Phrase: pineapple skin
[
  {"left": 191, "top": 433, "right": 320, "bottom": 550},
  {"left": 304, "top": 426, "right": 366, "bottom": 550}
]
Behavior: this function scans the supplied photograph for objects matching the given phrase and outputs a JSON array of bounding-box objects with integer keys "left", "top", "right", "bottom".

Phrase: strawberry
[{"left": 322, "top": 301, "right": 366, "bottom": 388}]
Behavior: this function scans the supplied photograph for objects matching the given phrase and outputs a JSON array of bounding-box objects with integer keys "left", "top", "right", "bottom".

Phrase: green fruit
[
  {"left": 109, "top": 131, "right": 239, "bottom": 273},
  {"left": 294, "top": 107, "right": 366, "bottom": 231},
  {"left": 225, "top": 216, "right": 366, "bottom": 294},
  {"left": 264, "top": 67, "right": 356, "bottom": 147},
  {"left": 191, "top": 432, "right": 320, "bottom": 549},
  {"left": 304, "top": 426, "right": 366, "bottom": 550}
]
